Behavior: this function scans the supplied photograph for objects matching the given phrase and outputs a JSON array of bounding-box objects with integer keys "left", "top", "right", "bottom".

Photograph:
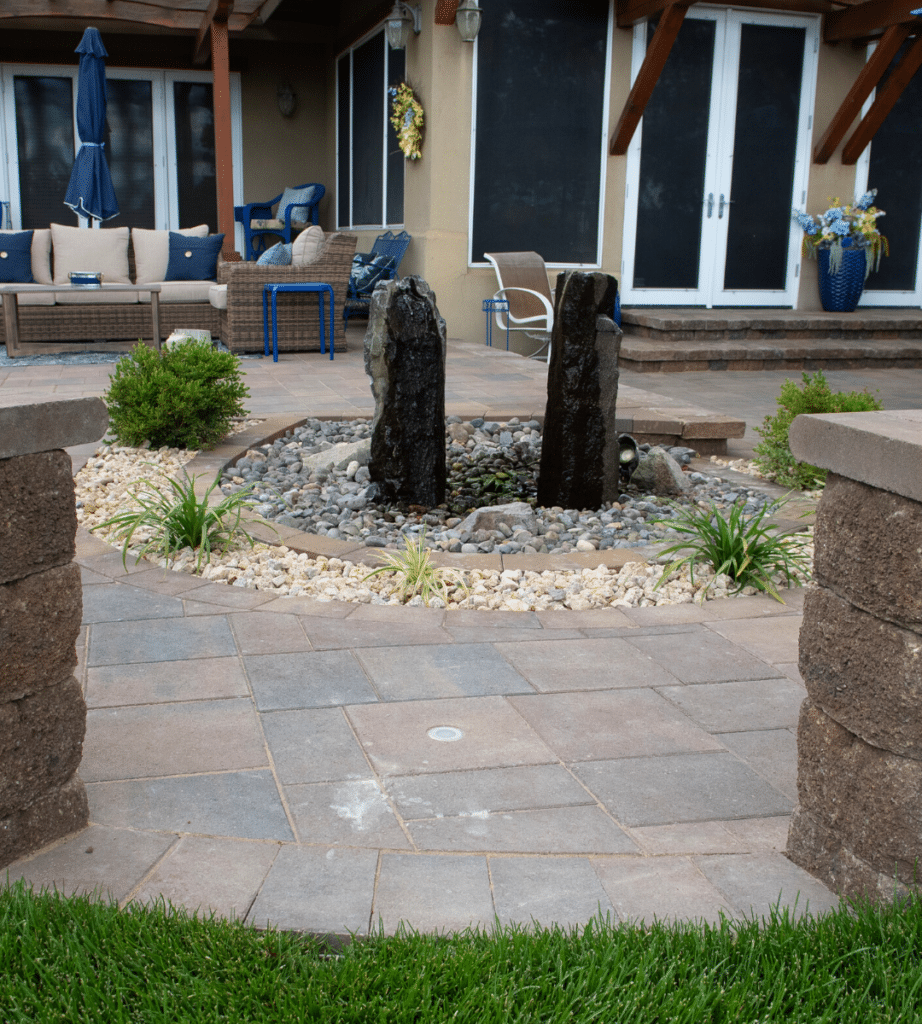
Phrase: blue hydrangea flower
[
  {"left": 855, "top": 190, "right": 877, "bottom": 210},
  {"left": 794, "top": 211, "right": 818, "bottom": 234},
  {"left": 824, "top": 206, "right": 843, "bottom": 221},
  {"left": 830, "top": 218, "right": 851, "bottom": 236}
]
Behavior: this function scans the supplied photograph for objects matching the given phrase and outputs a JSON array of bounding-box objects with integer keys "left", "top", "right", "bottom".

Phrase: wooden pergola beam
[
  {"left": 813, "top": 21, "right": 911, "bottom": 162},
  {"left": 0, "top": 1, "right": 250, "bottom": 33},
  {"left": 210, "top": 17, "right": 239, "bottom": 260},
  {"left": 610, "top": 3, "right": 688, "bottom": 156},
  {"left": 842, "top": 30, "right": 922, "bottom": 162},
  {"left": 246, "top": 0, "right": 285, "bottom": 27},
  {"left": 825, "top": 0, "right": 920, "bottom": 43},
  {"left": 194, "top": 0, "right": 235, "bottom": 65},
  {"left": 435, "top": 0, "right": 460, "bottom": 25},
  {"left": 617, "top": 0, "right": 674, "bottom": 28}
]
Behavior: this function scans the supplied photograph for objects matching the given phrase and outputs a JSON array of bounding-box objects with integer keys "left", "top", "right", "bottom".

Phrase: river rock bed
[{"left": 219, "top": 416, "right": 779, "bottom": 556}]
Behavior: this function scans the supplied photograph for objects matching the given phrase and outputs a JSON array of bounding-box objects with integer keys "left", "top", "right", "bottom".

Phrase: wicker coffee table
[{"left": 0, "top": 283, "right": 162, "bottom": 359}]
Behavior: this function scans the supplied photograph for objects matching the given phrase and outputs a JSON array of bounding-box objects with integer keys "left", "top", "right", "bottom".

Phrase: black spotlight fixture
[{"left": 617, "top": 434, "right": 640, "bottom": 484}]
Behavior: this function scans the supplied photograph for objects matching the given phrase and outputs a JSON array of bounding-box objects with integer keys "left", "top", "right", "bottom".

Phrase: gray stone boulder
[
  {"left": 301, "top": 438, "right": 370, "bottom": 474},
  {"left": 458, "top": 502, "right": 538, "bottom": 536},
  {"left": 630, "top": 447, "right": 690, "bottom": 496}
]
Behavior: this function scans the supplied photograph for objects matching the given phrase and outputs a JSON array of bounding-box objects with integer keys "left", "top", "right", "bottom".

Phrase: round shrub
[{"left": 104, "top": 339, "right": 250, "bottom": 450}]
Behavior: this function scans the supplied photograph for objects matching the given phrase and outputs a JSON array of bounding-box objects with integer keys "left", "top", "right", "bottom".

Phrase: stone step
[{"left": 620, "top": 335, "right": 922, "bottom": 373}]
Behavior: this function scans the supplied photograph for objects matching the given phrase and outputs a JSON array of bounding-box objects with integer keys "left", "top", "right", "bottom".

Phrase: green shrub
[
  {"left": 753, "top": 370, "right": 882, "bottom": 489},
  {"left": 104, "top": 339, "right": 249, "bottom": 450}
]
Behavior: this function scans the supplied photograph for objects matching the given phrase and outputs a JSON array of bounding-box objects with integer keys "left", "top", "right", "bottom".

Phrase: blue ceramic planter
[{"left": 816, "top": 238, "right": 867, "bottom": 313}]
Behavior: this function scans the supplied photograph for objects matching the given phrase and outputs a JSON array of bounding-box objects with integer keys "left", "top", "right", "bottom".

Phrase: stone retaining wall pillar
[
  {"left": 0, "top": 398, "right": 109, "bottom": 869},
  {"left": 787, "top": 409, "right": 922, "bottom": 901}
]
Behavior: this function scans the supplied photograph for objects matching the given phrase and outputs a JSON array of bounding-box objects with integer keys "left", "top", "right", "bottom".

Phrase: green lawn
[{"left": 2, "top": 880, "right": 920, "bottom": 1022}]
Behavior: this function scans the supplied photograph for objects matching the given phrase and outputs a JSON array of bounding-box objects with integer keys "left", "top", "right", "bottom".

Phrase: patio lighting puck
[{"left": 427, "top": 726, "right": 463, "bottom": 742}]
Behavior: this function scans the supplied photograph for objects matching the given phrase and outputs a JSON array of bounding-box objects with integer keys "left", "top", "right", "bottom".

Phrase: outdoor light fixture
[
  {"left": 385, "top": 2, "right": 422, "bottom": 50},
  {"left": 277, "top": 81, "right": 296, "bottom": 118},
  {"left": 617, "top": 434, "right": 640, "bottom": 484},
  {"left": 455, "top": 0, "right": 482, "bottom": 42}
]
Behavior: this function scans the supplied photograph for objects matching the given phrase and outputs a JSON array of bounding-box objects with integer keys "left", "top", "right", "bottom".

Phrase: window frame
[
  {"left": 467, "top": 0, "right": 614, "bottom": 269},
  {"left": 335, "top": 27, "right": 405, "bottom": 231}
]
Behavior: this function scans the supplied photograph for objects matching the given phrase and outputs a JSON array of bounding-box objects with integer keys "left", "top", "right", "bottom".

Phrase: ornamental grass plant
[
  {"left": 362, "top": 530, "right": 467, "bottom": 605},
  {"left": 93, "top": 470, "right": 266, "bottom": 571},
  {"left": 3, "top": 880, "right": 922, "bottom": 1023},
  {"left": 654, "top": 495, "right": 811, "bottom": 603}
]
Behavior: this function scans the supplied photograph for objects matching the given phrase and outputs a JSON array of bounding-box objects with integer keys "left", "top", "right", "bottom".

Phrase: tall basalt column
[
  {"left": 364, "top": 276, "right": 447, "bottom": 508},
  {"left": 537, "top": 271, "right": 621, "bottom": 510}
]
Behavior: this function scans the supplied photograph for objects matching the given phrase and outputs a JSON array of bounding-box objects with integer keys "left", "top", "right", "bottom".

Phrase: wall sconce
[
  {"left": 277, "top": 81, "right": 296, "bottom": 118},
  {"left": 385, "top": 2, "right": 422, "bottom": 50},
  {"left": 455, "top": 0, "right": 482, "bottom": 42}
]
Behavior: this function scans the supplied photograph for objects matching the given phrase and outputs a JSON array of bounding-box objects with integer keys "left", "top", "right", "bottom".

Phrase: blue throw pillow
[
  {"left": 0, "top": 230, "right": 34, "bottom": 283},
  {"left": 351, "top": 253, "right": 394, "bottom": 293},
  {"left": 165, "top": 232, "right": 224, "bottom": 281},
  {"left": 256, "top": 242, "right": 293, "bottom": 266}
]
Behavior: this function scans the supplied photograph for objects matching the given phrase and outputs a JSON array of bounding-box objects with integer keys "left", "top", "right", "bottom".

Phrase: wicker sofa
[
  {"left": 213, "top": 231, "right": 356, "bottom": 354},
  {"left": 0, "top": 224, "right": 220, "bottom": 354}
]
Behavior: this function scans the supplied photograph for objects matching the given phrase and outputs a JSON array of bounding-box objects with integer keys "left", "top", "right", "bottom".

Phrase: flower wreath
[{"left": 389, "top": 82, "right": 424, "bottom": 160}]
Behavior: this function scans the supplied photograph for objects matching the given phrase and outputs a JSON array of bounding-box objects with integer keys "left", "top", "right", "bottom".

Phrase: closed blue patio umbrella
[{"left": 64, "top": 27, "right": 119, "bottom": 222}]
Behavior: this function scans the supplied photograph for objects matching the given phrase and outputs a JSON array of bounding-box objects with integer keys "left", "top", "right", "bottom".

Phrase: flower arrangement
[
  {"left": 793, "top": 190, "right": 888, "bottom": 278},
  {"left": 389, "top": 82, "right": 424, "bottom": 160}
]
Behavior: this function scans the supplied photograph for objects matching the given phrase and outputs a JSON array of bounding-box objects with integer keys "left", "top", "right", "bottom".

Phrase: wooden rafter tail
[
  {"left": 610, "top": 3, "right": 689, "bottom": 156},
  {"left": 813, "top": 22, "right": 911, "bottom": 163},
  {"left": 435, "top": 0, "right": 461, "bottom": 25},
  {"left": 194, "top": 0, "right": 235, "bottom": 65},
  {"left": 824, "top": 0, "right": 920, "bottom": 43},
  {"left": 842, "top": 31, "right": 922, "bottom": 163}
]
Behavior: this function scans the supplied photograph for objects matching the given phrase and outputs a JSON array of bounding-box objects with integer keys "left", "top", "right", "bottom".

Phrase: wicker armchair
[{"left": 216, "top": 232, "right": 356, "bottom": 354}]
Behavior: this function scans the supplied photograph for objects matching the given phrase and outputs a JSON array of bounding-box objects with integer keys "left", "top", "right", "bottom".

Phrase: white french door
[{"left": 621, "top": 7, "right": 819, "bottom": 307}]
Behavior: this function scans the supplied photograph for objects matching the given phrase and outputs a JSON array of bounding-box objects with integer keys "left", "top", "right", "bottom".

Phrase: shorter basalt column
[
  {"left": 786, "top": 409, "right": 922, "bottom": 902},
  {"left": 537, "top": 271, "right": 621, "bottom": 510},
  {"left": 364, "top": 276, "right": 447, "bottom": 508},
  {"left": 0, "top": 398, "right": 108, "bottom": 869}
]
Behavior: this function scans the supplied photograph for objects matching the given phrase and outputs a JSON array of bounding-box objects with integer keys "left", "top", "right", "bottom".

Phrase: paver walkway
[{"left": 8, "top": 334, "right": 922, "bottom": 936}]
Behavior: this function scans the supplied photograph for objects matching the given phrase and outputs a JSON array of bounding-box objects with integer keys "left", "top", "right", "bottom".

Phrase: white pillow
[
  {"left": 132, "top": 224, "right": 209, "bottom": 284},
  {"left": 0, "top": 228, "right": 52, "bottom": 284},
  {"left": 51, "top": 223, "right": 130, "bottom": 285},
  {"left": 291, "top": 225, "right": 325, "bottom": 266}
]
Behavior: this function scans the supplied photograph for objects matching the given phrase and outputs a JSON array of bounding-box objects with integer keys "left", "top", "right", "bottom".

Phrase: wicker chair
[
  {"left": 342, "top": 230, "right": 411, "bottom": 326},
  {"left": 216, "top": 232, "right": 356, "bottom": 354},
  {"left": 234, "top": 183, "right": 325, "bottom": 261}
]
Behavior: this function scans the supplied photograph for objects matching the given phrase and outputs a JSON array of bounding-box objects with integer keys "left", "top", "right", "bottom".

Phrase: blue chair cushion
[
  {"left": 0, "top": 230, "right": 34, "bottom": 283},
  {"left": 278, "top": 186, "right": 317, "bottom": 221},
  {"left": 165, "top": 233, "right": 224, "bottom": 281},
  {"left": 351, "top": 253, "right": 394, "bottom": 293},
  {"left": 256, "top": 242, "right": 293, "bottom": 266}
]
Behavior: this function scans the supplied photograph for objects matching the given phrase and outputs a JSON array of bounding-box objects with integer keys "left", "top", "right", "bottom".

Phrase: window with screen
[
  {"left": 336, "top": 31, "right": 404, "bottom": 228},
  {"left": 470, "top": 0, "right": 609, "bottom": 265}
]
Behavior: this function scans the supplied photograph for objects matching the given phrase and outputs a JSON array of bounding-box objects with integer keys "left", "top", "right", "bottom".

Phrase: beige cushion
[
  {"left": 208, "top": 283, "right": 228, "bottom": 310},
  {"left": 146, "top": 280, "right": 214, "bottom": 303},
  {"left": 132, "top": 224, "right": 209, "bottom": 285},
  {"left": 0, "top": 229, "right": 52, "bottom": 285},
  {"left": 291, "top": 225, "right": 325, "bottom": 266},
  {"left": 51, "top": 223, "right": 130, "bottom": 285},
  {"left": 0, "top": 284, "right": 56, "bottom": 306},
  {"left": 55, "top": 288, "right": 139, "bottom": 304}
]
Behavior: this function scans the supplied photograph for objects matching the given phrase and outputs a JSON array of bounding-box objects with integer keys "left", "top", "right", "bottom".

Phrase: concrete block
[
  {"left": 0, "top": 450, "right": 76, "bottom": 583},
  {"left": 813, "top": 473, "right": 922, "bottom": 631},
  {"left": 793, "top": 698, "right": 922, "bottom": 887},
  {"left": 0, "top": 676, "right": 86, "bottom": 818},
  {"left": 800, "top": 587, "right": 922, "bottom": 759},
  {"left": 0, "top": 561, "right": 82, "bottom": 701},
  {"left": 0, "top": 398, "right": 108, "bottom": 460},
  {"left": 0, "top": 774, "right": 88, "bottom": 870}
]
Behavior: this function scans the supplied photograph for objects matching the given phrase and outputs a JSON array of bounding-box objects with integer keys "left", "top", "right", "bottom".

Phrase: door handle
[
  {"left": 718, "top": 193, "right": 733, "bottom": 218},
  {"left": 706, "top": 193, "right": 714, "bottom": 218}
]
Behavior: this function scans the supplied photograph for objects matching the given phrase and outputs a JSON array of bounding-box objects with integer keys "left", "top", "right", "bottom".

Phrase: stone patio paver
[{"left": 490, "top": 857, "right": 617, "bottom": 929}]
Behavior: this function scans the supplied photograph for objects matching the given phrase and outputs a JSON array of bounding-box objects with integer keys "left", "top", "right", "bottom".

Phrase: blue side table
[
  {"left": 262, "top": 282, "right": 335, "bottom": 362},
  {"left": 483, "top": 298, "right": 510, "bottom": 350}
]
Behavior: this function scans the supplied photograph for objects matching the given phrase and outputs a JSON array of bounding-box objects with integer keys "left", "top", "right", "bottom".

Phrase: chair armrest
[{"left": 236, "top": 195, "right": 282, "bottom": 224}]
